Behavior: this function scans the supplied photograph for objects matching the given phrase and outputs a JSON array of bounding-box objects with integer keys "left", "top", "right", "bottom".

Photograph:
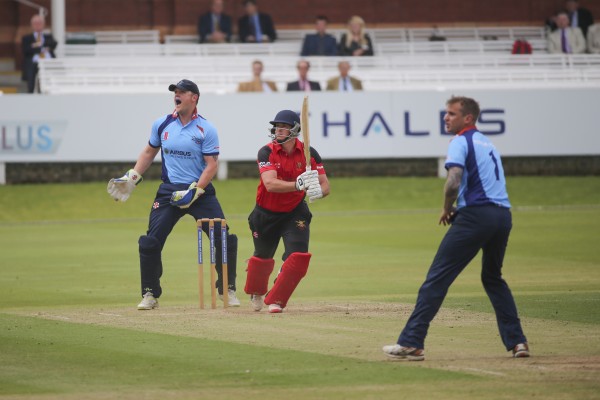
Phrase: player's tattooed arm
[{"left": 440, "top": 166, "right": 463, "bottom": 225}]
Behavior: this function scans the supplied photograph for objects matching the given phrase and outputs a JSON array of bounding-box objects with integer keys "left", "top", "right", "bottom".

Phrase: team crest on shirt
[
  {"left": 153, "top": 202, "right": 160, "bottom": 209},
  {"left": 295, "top": 220, "right": 307, "bottom": 230},
  {"left": 297, "top": 162, "right": 302, "bottom": 169},
  {"left": 163, "top": 131, "right": 169, "bottom": 140}
]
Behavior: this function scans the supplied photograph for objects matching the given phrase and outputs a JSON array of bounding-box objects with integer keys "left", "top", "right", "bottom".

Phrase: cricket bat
[{"left": 301, "top": 96, "right": 311, "bottom": 171}]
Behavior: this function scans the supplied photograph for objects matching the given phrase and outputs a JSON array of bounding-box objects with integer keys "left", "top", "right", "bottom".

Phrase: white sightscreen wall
[{"left": 1, "top": 89, "right": 599, "bottom": 163}]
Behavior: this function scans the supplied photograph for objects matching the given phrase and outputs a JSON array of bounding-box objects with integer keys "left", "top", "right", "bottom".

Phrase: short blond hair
[{"left": 446, "top": 96, "right": 481, "bottom": 121}]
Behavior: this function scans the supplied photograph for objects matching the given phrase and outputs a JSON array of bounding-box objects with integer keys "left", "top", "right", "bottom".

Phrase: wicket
[{"left": 196, "top": 218, "right": 229, "bottom": 309}]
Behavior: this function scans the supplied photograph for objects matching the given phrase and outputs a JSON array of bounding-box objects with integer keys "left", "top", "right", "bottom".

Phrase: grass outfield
[{"left": 1, "top": 177, "right": 599, "bottom": 399}]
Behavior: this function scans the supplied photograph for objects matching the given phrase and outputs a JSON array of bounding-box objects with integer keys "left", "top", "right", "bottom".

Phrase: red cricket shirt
[{"left": 255, "top": 139, "right": 326, "bottom": 212}]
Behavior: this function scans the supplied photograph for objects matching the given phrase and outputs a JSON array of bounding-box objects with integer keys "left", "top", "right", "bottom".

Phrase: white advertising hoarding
[{"left": 1, "top": 88, "right": 599, "bottom": 163}]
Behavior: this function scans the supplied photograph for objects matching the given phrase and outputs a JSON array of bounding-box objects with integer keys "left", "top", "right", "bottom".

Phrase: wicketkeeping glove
[
  {"left": 107, "top": 169, "right": 143, "bottom": 202},
  {"left": 170, "top": 182, "right": 205, "bottom": 208},
  {"left": 295, "top": 170, "right": 319, "bottom": 191}
]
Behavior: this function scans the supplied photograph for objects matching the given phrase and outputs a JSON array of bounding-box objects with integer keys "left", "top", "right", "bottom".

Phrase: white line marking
[{"left": 456, "top": 367, "right": 506, "bottom": 376}]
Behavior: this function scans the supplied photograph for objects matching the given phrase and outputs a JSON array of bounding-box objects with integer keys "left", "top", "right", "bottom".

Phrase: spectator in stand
[
  {"left": 326, "top": 61, "right": 363, "bottom": 92},
  {"left": 198, "top": 0, "right": 233, "bottom": 43},
  {"left": 300, "top": 15, "right": 338, "bottom": 56},
  {"left": 547, "top": 12, "right": 586, "bottom": 54},
  {"left": 286, "top": 60, "right": 321, "bottom": 92},
  {"left": 587, "top": 23, "right": 600, "bottom": 53},
  {"left": 21, "top": 14, "right": 57, "bottom": 93},
  {"left": 545, "top": 0, "right": 594, "bottom": 38},
  {"left": 238, "top": 0, "right": 277, "bottom": 43},
  {"left": 238, "top": 60, "right": 278, "bottom": 92},
  {"left": 338, "top": 15, "right": 374, "bottom": 56},
  {"left": 565, "top": 0, "right": 594, "bottom": 38}
]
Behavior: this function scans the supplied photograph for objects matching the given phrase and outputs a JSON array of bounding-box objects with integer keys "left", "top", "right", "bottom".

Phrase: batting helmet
[
  {"left": 270, "top": 110, "right": 300, "bottom": 128},
  {"left": 269, "top": 110, "right": 301, "bottom": 143}
]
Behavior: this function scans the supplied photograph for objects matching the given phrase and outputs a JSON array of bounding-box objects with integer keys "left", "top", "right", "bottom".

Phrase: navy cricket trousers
[
  {"left": 139, "top": 182, "right": 236, "bottom": 298},
  {"left": 398, "top": 205, "right": 527, "bottom": 351}
]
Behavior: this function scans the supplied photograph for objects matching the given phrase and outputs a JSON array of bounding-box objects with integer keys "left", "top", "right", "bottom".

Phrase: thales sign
[{"left": 320, "top": 109, "right": 506, "bottom": 137}]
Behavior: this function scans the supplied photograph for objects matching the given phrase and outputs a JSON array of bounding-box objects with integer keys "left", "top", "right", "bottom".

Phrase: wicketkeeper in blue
[
  {"left": 107, "top": 79, "right": 239, "bottom": 310},
  {"left": 383, "top": 96, "right": 529, "bottom": 361}
]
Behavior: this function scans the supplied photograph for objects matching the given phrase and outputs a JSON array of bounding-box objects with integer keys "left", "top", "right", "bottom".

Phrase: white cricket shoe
[
  {"left": 382, "top": 344, "right": 425, "bottom": 361},
  {"left": 268, "top": 304, "right": 283, "bottom": 314},
  {"left": 250, "top": 295, "right": 264, "bottom": 311},
  {"left": 219, "top": 290, "right": 241, "bottom": 307},
  {"left": 137, "top": 292, "right": 158, "bottom": 310},
  {"left": 512, "top": 343, "right": 530, "bottom": 358}
]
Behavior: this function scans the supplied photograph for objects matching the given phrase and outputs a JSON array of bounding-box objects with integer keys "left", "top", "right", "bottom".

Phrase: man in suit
[
  {"left": 198, "top": 0, "right": 232, "bottom": 43},
  {"left": 21, "top": 14, "right": 57, "bottom": 93},
  {"left": 326, "top": 61, "right": 363, "bottom": 92},
  {"left": 238, "top": 60, "right": 278, "bottom": 92},
  {"left": 237, "top": 0, "right": 277, "bottom": 43},
  {"left": 286, "top": 60, "right": 321, "bottom": 92},
  {"left": 547, "top": 12, "right": 586, "bottom": 54},
  {"left": 565, "top": 0, "right": 594, "bottom": 38},
  {"left": 300, "top": 16, "right": 338, "bottom": 56},
  {"left": 587, "top": 23, "right": 600, "bottom": 53}
]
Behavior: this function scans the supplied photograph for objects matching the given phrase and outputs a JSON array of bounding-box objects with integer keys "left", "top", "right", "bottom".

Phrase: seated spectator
[
  {"left": 286, "top": 60, "right": 321, "bottom": 92},
  {"left": 326, "top": 61, "right": 363, "bottom": 92},
  {"left": 587, "top": 23, "right": 600, "bottom": 53},
  {"left": 238, "top": 60, "right": 278, "bottom": 92},
  {"left": 565, "top": 0, "right": 594, "bottom": 38},
  {"left": 547, "top": 12, "right": 586, "bottom": 53},
  {"left": 300, "top": 15, "right": 338, "bottom": 56},
  {"left": 21, "top": 14, "right": 57, "bottom": 93},
  {"left": 198, "top": 0, "right": 232, "bottom": 43},
  {"left": 338, "top": 15, "right": 374, "bottom": 56},
  {"left": 237, "top": 0, "right": 277, "bottom": 43},
  {"left": 546, "top": 0, "right": 594, "bottom": 38}
]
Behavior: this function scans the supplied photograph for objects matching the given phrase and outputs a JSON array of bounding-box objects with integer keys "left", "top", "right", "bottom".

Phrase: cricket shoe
[
  {"left": 137, "top": 292, "right": 159, "bottom": 310},
  {"left": 512, "top": 343, "right": 530, "bottom": 358},
  {"left": 218, "top": 290, "right": 241, "bottom": 307},
  {"left": 250, "top": 295, "right": 264, "bottom": 311},
  {"left": 382, "top": 344, "right": 425, "bottom": 361},
  {"left": 268, "top": 304, "right": 283, "bottom": 314}
]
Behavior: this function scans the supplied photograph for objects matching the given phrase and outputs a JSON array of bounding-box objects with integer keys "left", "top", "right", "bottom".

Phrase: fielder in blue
[
  {"left": 107, "top": 79, "right": 239, "bottom": 310},
  {"left": 383, "top": 96, "right": 529, "bottom": 361}
]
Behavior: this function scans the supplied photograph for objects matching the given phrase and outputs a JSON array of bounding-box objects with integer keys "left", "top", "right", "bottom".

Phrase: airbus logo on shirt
[{"left": 163, "top": 148, "right": 192, "bottom": 157}]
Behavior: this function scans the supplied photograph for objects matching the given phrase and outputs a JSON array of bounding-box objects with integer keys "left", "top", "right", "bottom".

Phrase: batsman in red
[{"left": 244, "top": 109, "right": 330, "bottom": 313}]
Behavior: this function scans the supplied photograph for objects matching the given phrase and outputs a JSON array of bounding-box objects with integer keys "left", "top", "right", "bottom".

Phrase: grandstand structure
[{"left": 37, "top": 26, "right": 600, "bottom": 94}]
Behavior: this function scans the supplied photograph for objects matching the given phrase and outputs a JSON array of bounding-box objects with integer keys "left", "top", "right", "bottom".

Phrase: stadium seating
[
  {"left": 94, "top": 30, "right": 161, "bottom": 44},
  {"left": 40, "top": 26, "right": 600, "bottom": 94},
  {"left": 163, "top": 26, "right": 545, "bottom": 44},
  {"left": 38, "top": 54, "right": 600, "bottom": 94}
]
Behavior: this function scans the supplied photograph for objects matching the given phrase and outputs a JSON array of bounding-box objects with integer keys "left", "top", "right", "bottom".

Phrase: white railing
[
  {"left": 15, "top": 0, "right": 47, "bottom": 16},
  {"left": 62, "top": 39, "right": 552, "bottom": 58},
  {"left": 38, "top": 54, "right": 600, "bottom": 94},
  {"left": 94, "top": 29, "right": 160, "bottom": 43},
  {"left": 163, "top": 26, "right": 546, "bottom": 44}
]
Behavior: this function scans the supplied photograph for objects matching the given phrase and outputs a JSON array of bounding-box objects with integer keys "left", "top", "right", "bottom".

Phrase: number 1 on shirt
[{"left": 301, "top": 96, "right": 311, "bottom": 172}]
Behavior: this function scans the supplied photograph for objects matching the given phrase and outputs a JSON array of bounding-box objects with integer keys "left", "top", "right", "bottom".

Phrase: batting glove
[
  {"left": 170, "top": 182, "right": 205, "bottom": 208},
  {"left": 295, "top": 170, "right": 319, "bottom": 191},
  {"left": 107, "top": 169, "right": 143, "bottom": 202},
  {"left": 307, "top": 184, "right": 323, "bottom": 202}
]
